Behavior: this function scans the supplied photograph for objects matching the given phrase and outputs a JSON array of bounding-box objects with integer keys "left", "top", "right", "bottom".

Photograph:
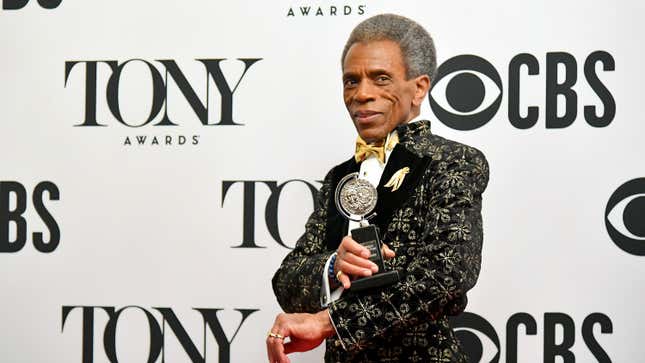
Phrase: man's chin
[{"left": 357, "top": 129, "right": 387, "bottom": 143}]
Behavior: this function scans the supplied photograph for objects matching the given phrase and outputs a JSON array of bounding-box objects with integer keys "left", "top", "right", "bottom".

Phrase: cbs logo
[
  {"left": 605, "top": 178, "right": 645, "bottom": 256},
  {"left": 2, "top": 0, "right": 61, "bottom": 9},
  {"left": 430, "top": 55, "right": 502, "bottom": 131},
  {"left": 450, "top": 311, "right": 612, "bottom": 362},
  {"left": 430, "top": 52, "right": 615, "bottom": 131},
  {"left": 450, "top": 312, "right": 500, "bottom": 363}
]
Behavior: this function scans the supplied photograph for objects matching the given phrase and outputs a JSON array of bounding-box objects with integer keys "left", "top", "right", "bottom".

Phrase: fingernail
[
  {"left": 363, "top": 269, "right": 372, "bottom": 276},
  {"left": 372, "top": 264, "right": 378, "bottom": 272},
  {"left": 361, "top": 250, "right": 370, "bottom": 258}
]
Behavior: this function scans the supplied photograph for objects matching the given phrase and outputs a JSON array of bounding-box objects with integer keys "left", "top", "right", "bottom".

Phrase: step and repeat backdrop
[{"left": 1, "top": 0, "right": 643, "bottom": 362}]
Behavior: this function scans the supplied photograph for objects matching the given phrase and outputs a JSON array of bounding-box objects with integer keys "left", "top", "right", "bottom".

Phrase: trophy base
[
  {"left": 349, "top": 225, "right": 400, "bottom": 293},
  {"left": 350, "top": 270, "right": 400, "bottom": 293}
]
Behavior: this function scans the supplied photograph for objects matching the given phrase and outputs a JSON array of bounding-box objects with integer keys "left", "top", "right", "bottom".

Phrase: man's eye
[
  {"left": 376, "top": 76, "right": 390, "bottom": 83},
  {"left": 344, "top": 79, "right": 357, "bottom": 87}
]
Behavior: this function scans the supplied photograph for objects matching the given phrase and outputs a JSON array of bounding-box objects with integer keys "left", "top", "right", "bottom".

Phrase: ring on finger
[
  {"left": 267, "top": 331, "right": 285, "bottom": 339},
  {"left": 336, "top": 270, "right": 343, "bottom": 281}
]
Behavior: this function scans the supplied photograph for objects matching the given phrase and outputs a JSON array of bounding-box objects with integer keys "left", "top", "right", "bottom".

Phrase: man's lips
[{"left": 353, "top": 110, "right": 382, "bottom": 123}]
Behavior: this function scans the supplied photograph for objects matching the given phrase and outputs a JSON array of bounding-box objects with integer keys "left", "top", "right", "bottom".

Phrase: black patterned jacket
[{"left": 272, "top": 120, "right": 489, "bottom": 362}]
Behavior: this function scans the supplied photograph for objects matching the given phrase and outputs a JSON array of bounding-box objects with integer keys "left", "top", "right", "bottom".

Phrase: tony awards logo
[{"left": 335, "top": 173, "right": 399, "bottom": 291}]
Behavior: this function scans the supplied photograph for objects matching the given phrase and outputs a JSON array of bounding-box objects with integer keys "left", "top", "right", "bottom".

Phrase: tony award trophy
[{"left": 335, "top": 172, "right": 400, "bottom": 292}]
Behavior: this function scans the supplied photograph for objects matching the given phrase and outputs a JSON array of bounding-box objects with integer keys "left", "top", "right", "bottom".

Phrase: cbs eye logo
[
  {"left": 2, "top": 0, "right": 61, "bottom": 10},
  {"left": 605, "top": 178, "right": 645, "bottom": 256},
  {"left": 429, "top": 55, "right": 503, "bottom": 131},
  {"left": 450, "top": 312, "right": 501, "bottom": 363}
]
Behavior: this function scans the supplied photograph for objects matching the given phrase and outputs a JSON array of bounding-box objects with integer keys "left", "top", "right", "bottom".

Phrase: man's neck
[{"left": 407, "top": 114, "right": 423, "bottom": 124}]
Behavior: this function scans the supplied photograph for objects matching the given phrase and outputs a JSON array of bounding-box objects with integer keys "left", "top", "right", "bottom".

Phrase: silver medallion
[{"left": 334, "top": 172, "right": 377, "bottom": 221}]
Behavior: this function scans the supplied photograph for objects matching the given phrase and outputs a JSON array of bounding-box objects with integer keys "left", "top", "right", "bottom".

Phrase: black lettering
[
  {"left": 330, "top": 5, "right": 337, "bottom": 15},
  {"left": 264, "top": 179, "right": 320, "bottom": 249},
  {"left": 299, "top": 6, "right": 310, "bottom": 15},
  {"left": 65, "top": 61, "right": 117, "bottom": 127},
  {"left": 316, "top": 7, "right": 323, "bottom": 16},
  {"left": 106, "top": 59, "right": 165, "bottom": 127},
  {"left": 165, "top": 135, "right": 172, "bottom": 145},
  {"left": 544, "top": 312, "right": 575, "bottom": 363},
  {"left": 344, "top": 5, "right": 351, "bottom": 15},
  {"left": 179, "top": 135, "right": 186, "bottom": 145},
  {"left": 197, "top": 58, "right": 262, "bottom": 125},
  {"left": 154, "top": 308, "right": 204, "bottom": 363},
  {"left": 61, "top": 306, "right": 116, "bottom": 363},
  {"left": 157, "top": 59, "right": 205, "bottom": 126},
  {"left": 506, "top": 312, "right": 537, "bottom": 363},
  {"left": 509, "top": 54, "right": 539, "bottom": 129},
  {"left": 192, "top": 135, "right": 199, "bottom": 145},
  {"left": 358, "top": 5, "right": 365, "bottom": 15},
  {"left": 195, "top": 308, "right": 258, "bottom": 363},
  {"left": 136, "top": 135, "right": 147, "bottom": 145},
  {"left": 582, "top": 313, "right": 612, "bottom": 363},
  {"left": 124, "top": 136, "right": 131, "bottom": 145},
  {"left": 103, "top": 306, "right": 163, "bottom": 363},
  {"left": 0, "top": 181, "right": 27, "bottom": 252},
  {"left": 222, "top": 181, "right": 269, "bottom": 248},
  {"left": 546, "top": 52, "right": 578, "bottom": 128},
  {"left": 151, "top": 136, "right": 159, "bottom": 145},
  {"left": 286, "top": 7, "right": 294, "bottom": 16},
  {"left": 584, "top": 51, "right": 616, "bottom": 127},
  {"left": 32, "top": 181, "right": 60, "bottom": 253}
]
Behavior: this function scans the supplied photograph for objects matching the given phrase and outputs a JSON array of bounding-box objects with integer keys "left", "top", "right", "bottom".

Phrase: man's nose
[{"left": 354, "top": 80, "right": 376, "bottom": 103}]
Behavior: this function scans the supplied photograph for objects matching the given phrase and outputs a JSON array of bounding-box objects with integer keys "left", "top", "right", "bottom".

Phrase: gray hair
[{"left": 341, "top": 14, "right": 437, "bottom": 81}]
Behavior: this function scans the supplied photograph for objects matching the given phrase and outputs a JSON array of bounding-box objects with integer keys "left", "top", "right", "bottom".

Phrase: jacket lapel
[
  {"left": 324, "top": 140, "right": 430, "bottom": 249},
  {"left": 373, "top": 144, "right": 430, "bottom": 229}
]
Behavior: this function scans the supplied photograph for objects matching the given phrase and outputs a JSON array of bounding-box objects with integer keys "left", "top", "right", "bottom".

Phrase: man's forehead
[{"left": 342, "top": 40, "right": 406, "bottom": 73}]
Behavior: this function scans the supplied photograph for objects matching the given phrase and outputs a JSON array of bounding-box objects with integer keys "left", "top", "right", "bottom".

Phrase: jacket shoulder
[{"left": 408, "top": 133, "right": 486, "bottom": 163}]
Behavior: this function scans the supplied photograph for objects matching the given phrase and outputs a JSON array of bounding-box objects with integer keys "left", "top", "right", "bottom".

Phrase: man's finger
[
  {"left": 266, "top": 330, "right": 282, "bottom": 363},
  {"left": 340, "top": 236, "right": 370, "bottom": 258},
  {"left": 266, "top": 332, "right": 278, "bottom": 362},
  {"left": 337, "top": 259, "right": 373, "bottom": 277},
  {"left": 266, "top": 336, "right": 272, "bottom": 362},
  {"left": 270, "top": 333, "right": 288, "bottom": 363},
  {"left": 382, "top": 244, "right": 396, "bottom": 259},
  {"left": 338, "top": 271, "right": 352, "bottom": 289},
  {"left": 341, "top": 251, "right": 378, "bottom": 272},
  {"left": 266, "top": 316, "right": 290, "bottom": 363},
  {"left": 266, "top": 324, "right": 278, "bottom": 362}
]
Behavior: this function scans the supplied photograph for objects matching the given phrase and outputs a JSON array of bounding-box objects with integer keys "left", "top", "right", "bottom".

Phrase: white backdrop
[{"left": 1, "top": 0, "right": 643, "bottom": 362}]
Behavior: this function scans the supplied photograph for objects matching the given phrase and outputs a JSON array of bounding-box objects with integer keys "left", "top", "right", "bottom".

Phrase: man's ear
[{"left": 412, "top": 75, "right": 431, "bottom": 107}]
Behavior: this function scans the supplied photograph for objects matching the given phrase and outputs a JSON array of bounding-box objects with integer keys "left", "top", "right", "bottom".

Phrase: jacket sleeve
[
  {"left": 271, "top": 169, "right": 336, "bottom": 313},
  {"left": 327, "top": 146, "right": 489, "bottom": 352}
]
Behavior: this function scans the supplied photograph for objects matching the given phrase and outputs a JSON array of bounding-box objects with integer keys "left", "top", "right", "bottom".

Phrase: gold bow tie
[{"left": 354, "top": 133, "right": 399, "bottom": 164}]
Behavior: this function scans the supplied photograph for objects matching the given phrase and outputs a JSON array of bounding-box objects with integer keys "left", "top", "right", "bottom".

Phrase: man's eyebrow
[
  {"left": 342, "top": 71, "right": 358, "bottom": 79},
  {"left": 367, "top": 68, "right": 393, "bottom": 76}
]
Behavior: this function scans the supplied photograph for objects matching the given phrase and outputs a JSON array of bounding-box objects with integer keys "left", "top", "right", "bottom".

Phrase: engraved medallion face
[{"left": 335, "top": 173, "right": 377, "bottom": 220}]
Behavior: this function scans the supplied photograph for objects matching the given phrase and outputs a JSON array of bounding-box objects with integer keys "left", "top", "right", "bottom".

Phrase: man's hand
[
  {"left": 334, "top": 236, "right": 395, "bottom": 289},
  {"left": 266, "top": 310, "right": 335, "bottom": 363}
]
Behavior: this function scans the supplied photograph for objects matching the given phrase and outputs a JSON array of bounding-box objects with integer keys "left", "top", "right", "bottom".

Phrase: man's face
[{"left": 342, "top": 39, "right": 427, "bottom": 143}]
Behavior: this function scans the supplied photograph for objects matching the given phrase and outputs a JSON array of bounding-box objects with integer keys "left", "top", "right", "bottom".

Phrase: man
[{"left": 267, "top": 14, "right": 489, "bottom": 363}]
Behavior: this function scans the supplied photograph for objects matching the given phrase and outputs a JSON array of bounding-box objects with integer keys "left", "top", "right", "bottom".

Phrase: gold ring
[
  {"left": 336, "top": 270, "right": 343, "bottom": 281},
  {"left": 267, "top": 331, "right": 285, "bottom": 339}
]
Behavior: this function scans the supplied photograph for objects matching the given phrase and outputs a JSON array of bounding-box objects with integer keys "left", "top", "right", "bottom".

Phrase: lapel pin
[{"left": 384, "top": 167, "right": 410, "bottom": 192}]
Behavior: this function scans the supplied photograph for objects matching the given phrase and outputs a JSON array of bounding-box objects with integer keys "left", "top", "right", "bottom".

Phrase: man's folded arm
[
  {"left": 272, "top": 169, "right": 336, "bottom": 313},
  {"left": 328, "top": 147, "right": 490, "bottom": 352}
]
